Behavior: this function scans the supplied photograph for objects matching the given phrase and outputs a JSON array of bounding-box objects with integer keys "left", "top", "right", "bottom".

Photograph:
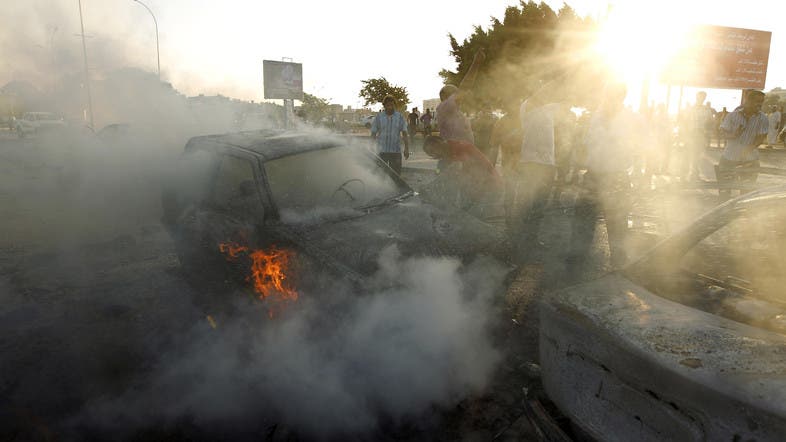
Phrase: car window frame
[
  {"left": 257, "top": 143, "right": 412, "bottom": 221},
  {"left": 626, "top": 192, "right": 786, "bottom": 303},
  {"left": 203, "top": 150, "right": 269, "bottom": 223}
]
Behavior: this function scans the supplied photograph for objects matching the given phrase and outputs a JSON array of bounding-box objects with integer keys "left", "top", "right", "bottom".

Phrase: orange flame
[
  {"left": 219, "top": 242, "right": 249, "bottom": 259},
  {"left": 248, "top": 247, "right": 298, "bottom": 301},
  {"left": 218, "top": 241, "right": 298, "bottom": 317}
]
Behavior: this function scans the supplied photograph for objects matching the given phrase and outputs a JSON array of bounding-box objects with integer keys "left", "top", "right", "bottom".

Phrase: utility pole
[
  {"left": 282, "top": 57, "right": 293, "bottom": 129},
  {"left": 77, "top": 0, "right": 94, "bottom": 130}
]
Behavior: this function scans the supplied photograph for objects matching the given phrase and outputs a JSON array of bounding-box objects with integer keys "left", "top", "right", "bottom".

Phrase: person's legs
[
  {"left": 717, "top": 157, "right": 737, "bottom": 202},
  {"left": 658, "top": 137, "right": 671, "bottom": 174},
  {"left": 516, "top": 164, "right": 554, "bottom": 262},
  {"left": 568, "top": 178, "right": 600, "bottom": 277},
  {"left": 489, "top": 145, "right": 499, "bottom": 168},
  {"left": 738, "top": 159, "right": 760, "bottom": 193},
  {"left": 600, "top": 174, "right": 631, "bottom": 268},
  {"left": 688, "top": 136, "right": 703, "bottom": 180},
  {"left": 509, "top": 165, "right": 532, "bottom": 257},
  {"left": 380, "top": 152, "right": 402, "bottom": 175},
  {"left": 503, "top": 169, "right": 518, "bottom": 233}
]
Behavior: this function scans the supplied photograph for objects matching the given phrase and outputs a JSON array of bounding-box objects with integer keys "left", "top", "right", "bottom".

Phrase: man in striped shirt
[
  {"left": 717, "top": 89, "right": 768, "bottom": 201},
  {"left": 371, "top": 95, "right": 410, "bottom": 175}
]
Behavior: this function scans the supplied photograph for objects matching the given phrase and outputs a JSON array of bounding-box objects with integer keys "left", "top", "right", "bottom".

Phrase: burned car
[
  {"left": 540, "top": 185, "right": 786, "bottom": 441},
  {"left": 162, "top": 131, "right": 505, "bottom": 309}
]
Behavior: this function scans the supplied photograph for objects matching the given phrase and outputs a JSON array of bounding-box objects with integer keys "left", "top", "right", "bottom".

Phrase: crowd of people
[{"left": 368, "top": 51, "right": 782, "bottom": 269}]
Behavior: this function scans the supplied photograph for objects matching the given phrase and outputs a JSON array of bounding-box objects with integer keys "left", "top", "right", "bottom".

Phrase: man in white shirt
[
  {"left": 570, "top": 82, "right": 640, "bottom": 269},
  {"left": 511, "top": 86, "right": 565, "bottom": 263},
  {"left": 682, "top": 91, "right": 713, "bottom": 181}
]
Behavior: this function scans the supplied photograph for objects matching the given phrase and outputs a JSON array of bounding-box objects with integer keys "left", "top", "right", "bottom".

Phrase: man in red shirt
[{"left": 423, "top": 135, "right": 501, "bottom": 209}]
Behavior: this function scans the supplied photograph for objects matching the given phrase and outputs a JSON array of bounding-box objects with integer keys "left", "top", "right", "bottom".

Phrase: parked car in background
[
  {"left": 540, "top": 185, "right": 786, "bottom": 441},
  {"left": 361, "top": 115, "right": 375, "bottom": 129},
  {"left": 97, "top": 123, "right": 132, "bottom": 141},
  {"left": 13, "top": 112, "right": 67, "bottom": 137}
]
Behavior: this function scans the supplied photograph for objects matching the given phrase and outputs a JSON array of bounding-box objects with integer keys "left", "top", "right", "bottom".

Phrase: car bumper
[{"left": 539, "top": 273, "right": 786, "bottom": 442}]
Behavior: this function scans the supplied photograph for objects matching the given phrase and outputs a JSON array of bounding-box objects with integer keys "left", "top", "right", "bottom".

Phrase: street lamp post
[
  {"left": 133, "top": 0, "right": 160, "bottom": 80},
  {"left": 77, "top": 0, "right": 94, "bottom": 130}
]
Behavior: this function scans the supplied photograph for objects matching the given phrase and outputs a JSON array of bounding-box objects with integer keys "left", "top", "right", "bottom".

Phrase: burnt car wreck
[
  {"left": 162, "top": 130, "right": 507, "bottom": 310},
  {"left": 540, "top": 185, "right": 786, "bottom": 441}
]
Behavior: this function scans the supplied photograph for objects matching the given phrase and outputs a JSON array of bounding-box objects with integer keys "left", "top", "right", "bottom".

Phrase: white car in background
[
  {"left": 14, "top": 112, "right": 67, "bottom": 137},
  {"left": 361, "top": 115, "right": 375, "bottom": 129}
]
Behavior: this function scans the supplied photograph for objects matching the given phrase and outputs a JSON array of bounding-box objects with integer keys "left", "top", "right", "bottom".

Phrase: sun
[{"left": 592, "top": 4, "right": 691, "bottom": 87}]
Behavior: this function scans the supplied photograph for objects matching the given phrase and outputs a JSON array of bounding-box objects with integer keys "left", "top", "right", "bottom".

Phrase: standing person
[
  {"left": 652, "top": 103, "right": 672, "bottom": 173},
  {"left": 489, "top": 99, "right": 522, "bottom": 231},
  {"left": 511, "top": 81, "right": 568, "bottom": 263},
  {"left": 704, "top": 101, "right": 717, "bottom": 148},
  {"left": 717, "top": 89, "right": 768, "bottom": 201},
  {"left": 472, "top": 108, "right": 499, "bottom": 165},
  {"left": 420, "top": 109, "right": 433, "bottom": 137},
  {"left": 682, "top": 91, "right": 713, "bottom": 181},
  {"left": 570, "top": 82, "right": 640, "bottom": 270},
  {"left": 436, "top": 49, "right": 486, "bottom": 145},
  {"left": 371, "top": 95, "right": 410, "bottom": 175},
  {"left": 766, "top": 105, "right": 781, "bottom": 148},
  {"left": 779, "top": 106, "right": 786, "bottom": 130},
  {"left": 717, "top": 106, "right": 729, "bottom": 148},
  {"left": 408, "top": 107, "right": 420, "bottom": 143}
]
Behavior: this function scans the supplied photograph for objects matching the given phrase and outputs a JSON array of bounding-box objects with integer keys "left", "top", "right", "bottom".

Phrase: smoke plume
[{"left": 72, "top": 246, "right": 504, "bottom": 438}]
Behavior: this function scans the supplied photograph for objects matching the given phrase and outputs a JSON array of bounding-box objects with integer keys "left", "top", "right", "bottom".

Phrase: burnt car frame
[
  {"left": 540, "top": 185, "right": 786, "bottom": 441},
  {"left": 162, "top": 130, "right": 506, "bottom": 300}
]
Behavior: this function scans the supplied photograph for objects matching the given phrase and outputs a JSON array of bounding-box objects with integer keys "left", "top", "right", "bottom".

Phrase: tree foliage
[
  {"left": 439, "top": 1, "right": 600, "bottom": 111},
  {"left": 298, "top": 92, "right": 332, "bottom": 123},
  {"left": 358, "top": 77, "right": 410, "bottom": 110}
]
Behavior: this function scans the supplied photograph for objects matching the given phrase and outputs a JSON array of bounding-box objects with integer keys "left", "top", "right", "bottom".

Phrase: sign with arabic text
[{"left": 661, "top": 25, "right": 771, "bottom": 90}]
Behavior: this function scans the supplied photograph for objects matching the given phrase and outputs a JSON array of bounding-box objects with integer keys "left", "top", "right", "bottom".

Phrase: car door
[
  {"left": 198, "top": 152, "right": 268, "bottom": 267},
  {"left": 168, "top": 146, "right": 265, "bottom": 271}
]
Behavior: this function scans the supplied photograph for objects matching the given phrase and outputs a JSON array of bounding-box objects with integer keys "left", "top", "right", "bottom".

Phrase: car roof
[
  {"left": 628, "top": 183, "right": 786, "bottom": 270},
  {"left": 733, "top": 183, "right": 786, "bottom": 208},
  {"left": 185, "top": 130, "right": 367, "bottom": 161}
]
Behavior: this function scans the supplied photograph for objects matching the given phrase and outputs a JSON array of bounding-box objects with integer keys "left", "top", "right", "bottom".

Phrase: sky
[{"left": 1, "top": 0, "right": 783, "bottom": 113}]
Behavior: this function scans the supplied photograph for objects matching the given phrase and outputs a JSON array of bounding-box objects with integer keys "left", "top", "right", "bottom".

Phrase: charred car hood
[{"left": 281, "top": 197, "right": 505, "bottom": 275}]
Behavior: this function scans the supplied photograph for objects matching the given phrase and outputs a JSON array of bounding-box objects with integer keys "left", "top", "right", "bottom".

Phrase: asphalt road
[{"left": 1, "top": 130, "right": 785, "bottom": 441}]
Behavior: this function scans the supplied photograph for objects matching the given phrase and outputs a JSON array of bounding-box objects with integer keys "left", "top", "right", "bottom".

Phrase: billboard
[
  {"left": 263, "top": 60, "right": 303, "bottom": 100},
  {"left": 661, "top": 25, "right": 771, "bottom": 90}
]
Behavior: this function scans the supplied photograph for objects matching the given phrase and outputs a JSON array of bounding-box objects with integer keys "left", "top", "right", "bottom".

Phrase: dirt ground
[{"left": 2, "top": 131, "right": 776, "bottom": 441}]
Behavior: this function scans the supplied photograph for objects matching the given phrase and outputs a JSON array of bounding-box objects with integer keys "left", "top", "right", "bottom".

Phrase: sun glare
[{"left": 593, "top": 5, "right": 690, "bottom": 86}]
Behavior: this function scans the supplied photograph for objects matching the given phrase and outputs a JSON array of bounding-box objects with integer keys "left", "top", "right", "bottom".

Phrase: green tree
[
  {"left": 763, "top": 92, "right": 781, "bottom": 110},
  {"left": 439, "top": 1, "right": 599, "bottom": 112},
  {"left": 358, "top": 77, "right": 410, "bottom": 111},
  {"left": 298, "top": 92, "right": 332, "bottom": 123}
]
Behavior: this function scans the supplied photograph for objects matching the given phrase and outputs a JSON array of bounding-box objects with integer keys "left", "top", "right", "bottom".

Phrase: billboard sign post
[{"left": 263, "top": 60, "right": 303, "bottom": 129}]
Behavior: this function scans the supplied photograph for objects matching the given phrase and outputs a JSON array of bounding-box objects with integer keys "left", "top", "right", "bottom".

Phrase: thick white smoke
[{"left": 74, "top": 246, "right": 505, "bottom": 438}]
